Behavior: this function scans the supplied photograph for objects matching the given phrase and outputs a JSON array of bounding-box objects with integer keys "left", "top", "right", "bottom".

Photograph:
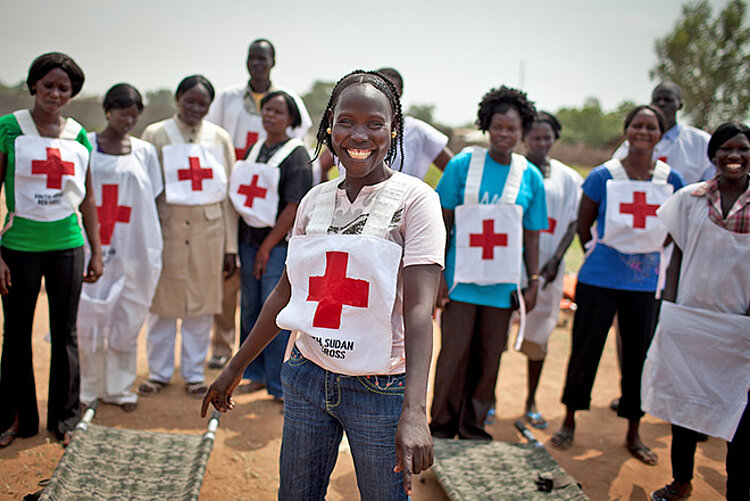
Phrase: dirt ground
[{"left": 0, "top": 291, "right": 730, "bottom": 501}]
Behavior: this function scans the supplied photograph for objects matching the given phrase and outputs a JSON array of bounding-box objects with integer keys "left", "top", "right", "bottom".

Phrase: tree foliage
[
  {"left": 302, "top": 80, "right": 336, "bottom": 135},
  {"left": 145, "top": 89, "right": 174, "bottom": 107},
  {"left": 651, "top": 0, "right": 750, "bottom": 129},
  {"left": 556, "top": 97, "right": 635, "bottom": 149}
]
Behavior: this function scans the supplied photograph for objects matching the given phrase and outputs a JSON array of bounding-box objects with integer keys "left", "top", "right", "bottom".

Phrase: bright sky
[{"left": 1, "top": 0, "right": 729, "bottom": 127}]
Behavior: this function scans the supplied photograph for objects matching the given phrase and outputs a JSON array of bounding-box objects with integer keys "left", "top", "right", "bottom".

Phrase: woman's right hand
[
  {"left": 0, "top": 256, "right": 11, "bottom": 295},
  {"left": 200, "top": 362, "right": 244, "bottom": 417},
  {"left": 435, "top": 273, "right": 450, "bottom": 310}
]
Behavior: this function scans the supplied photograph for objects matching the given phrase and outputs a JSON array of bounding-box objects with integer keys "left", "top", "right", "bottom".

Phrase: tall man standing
[{"left": 205, "top": 38, "right": 311, "bottom": 370}]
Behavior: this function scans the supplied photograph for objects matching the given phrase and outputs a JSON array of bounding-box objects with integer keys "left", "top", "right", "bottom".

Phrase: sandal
[
  {"left": 651, "top": 482, "right": 692, "bottom": 500},
  {"left": 550, "top": 427, "right": 574, "bottom": 450},
  {"left": 525, "top": 411, "right": 548, "bottom": 429},
  {"left": 120, "top": 402, "right": 138, "bottom": 413},
  {"left": 0, "top": 429, "right": 18, "bottom": 448},
  {"left": 137, "top": 380, "right": 166, "bottom": 397},
  {"left": 628, "top": 442, "right": 658, "bottom": 466},
  {"left": 185, "top": 382, "right": 208, "bottom": 399}
]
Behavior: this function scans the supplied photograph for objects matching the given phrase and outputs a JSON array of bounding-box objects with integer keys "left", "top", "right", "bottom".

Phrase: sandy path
[{"left": 0, "top": 291, "right": 729, "bottom": 500}]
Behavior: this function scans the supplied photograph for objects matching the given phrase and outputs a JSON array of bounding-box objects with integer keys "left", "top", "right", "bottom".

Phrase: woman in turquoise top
[
  {"left": 0, "top": 53, "right": 102, "bottom": 448},
  {"left": 430, "top": 86, "right": 547, "bottom": 440}
]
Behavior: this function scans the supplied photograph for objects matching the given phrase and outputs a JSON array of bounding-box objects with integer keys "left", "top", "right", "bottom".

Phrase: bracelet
[{"left": 529, "top": 274, "right": 540, "bottom": 281}]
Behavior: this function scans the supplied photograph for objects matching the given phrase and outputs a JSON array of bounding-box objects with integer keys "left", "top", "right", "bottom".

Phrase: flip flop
[
  {"left": 651, "top": 482, "right": 692, "bottom": 501},
  {"left": 185, "top": 382, "right": 208, "bottom": 399},
  {"left": 525, "top": 411, "right": 548, "bottom": 429},
  {"left": 550, "top": 428, "right": 574, "bottom": 450},
  {"left": 0, "top": 430, "right": 18, "bottom": 448},
  {"left": 628, "top": 443, "right": 658, "bottom": 466},
  {"left": 137, "top": 379, "right": 166, "bottom": 397}
]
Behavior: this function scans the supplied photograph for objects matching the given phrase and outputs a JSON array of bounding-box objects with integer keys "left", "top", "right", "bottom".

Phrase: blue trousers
[
  {"left": 238, "top": 241, "right": 289, "bottom": 398},
  {"left": 278, "top": 346, "right": 408, "bottom": 500}
]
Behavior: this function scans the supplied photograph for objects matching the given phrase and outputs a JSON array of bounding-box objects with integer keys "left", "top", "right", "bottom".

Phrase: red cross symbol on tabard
[
  {"left": 178, "top": 157, "right": 214, "bottom": 191},
  {"left": 619, "top": 191, "right": 660, "bottom": 229},
  {"left": 31, "top": 147, "right": 75, "bottom": 189},
  {"left": 657, "top": 156, "right": 668, "bottom": 163},
  {"left": 307, "top": 251, "right": 369, "bottom": 329},
  {"left": 238, "top": 175, "right": 268, "bottom": 207},
  {"left": 97, "top": 184, "right": 131, "bottom": 245},
  {"left": 469, "top": 219, "right": 508, "bottom": 260},
  {"left": 234, "top": 131, "right": 259, "bottom": 160},
  {"left": 541, "top": 217, "right": 557, "bottom": 235}
]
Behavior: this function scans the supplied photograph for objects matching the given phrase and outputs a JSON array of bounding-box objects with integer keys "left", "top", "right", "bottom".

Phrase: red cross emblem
[
  {"left": 307, "top": 251, "right": 369, "bottom": 329},
  {"left": 541, "top": 217, "right": 557, "bottom": 234},
  {"left": 178, "top": 157, "right": 214, "bottom": 191},
  {"left": 619, "top": 191, "right": 660, "bottom": 229},
  {"left": 469, "top": 219, "right": 508, "bottom": 260},
  {"left": 657, "top": 156, "right": 668, "bottom": 163},
  {"left": 31, "top": 147, "right": 75, "bottom": 189},
  {"left": 238, "top": 175, "right": 268, "bottom": 207},
  {"left": 234, "top": 131, "right": 259, "bottom": 160},
  {"left": 97, "top": 184, "right": 131, "bottom": 245}
]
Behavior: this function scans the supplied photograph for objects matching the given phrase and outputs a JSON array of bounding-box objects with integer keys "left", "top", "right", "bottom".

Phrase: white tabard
[
  {"left": 453, "top": 148, "right": 525, "bottom": 286},
  {"left": 229, "top": 138, "right": 302, "bottom": 228},
  {"left": 642, "top": 190, "right": 750, "bottom": 440},
  {"left": 276, "top": 176, "right": 407, "bottom": 375},
  {"left": 600, "top": 158, "right": 673, "bottom": 254},
  {"left": 12, "top": 109, "right": 89, "bottom": 221},
  {"left": 78, "top": 135, "right": 163, "bottom": 352},
  {"left": 161, "top": 119, "right": 227, "bottom": 205}
]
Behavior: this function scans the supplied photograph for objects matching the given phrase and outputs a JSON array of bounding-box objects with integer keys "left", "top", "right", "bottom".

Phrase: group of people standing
[{"left": 0, "top": 39, "right": 747, "bottom": 501}]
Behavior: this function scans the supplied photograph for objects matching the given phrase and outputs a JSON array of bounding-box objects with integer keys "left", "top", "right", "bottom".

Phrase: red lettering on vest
[
  {"left": 541, "top": 217, "right": 557, "bottom": 234},
  {"left": 31, "top": 147, "right": 75, "bottom": 189},
  {"left": 235, "top": 131, "right": 260, "bottom": 160},
  {"left": 307, "top": 251, "right": 369, "bottom": 329},
  {"left": 238, "top": 175, "right": 268, "bottom": 207},
  {"left": 97, "top": 184, "right": 131, "bottom": 245},
  {"left": 619, "top": 191, "right": 660, "bottom": 229},
  {"left": 178, "top": 157, "right": 214, "bottom": 191},
  {"left": 469, "top": 219, "right": 508, "bottom": 260}
]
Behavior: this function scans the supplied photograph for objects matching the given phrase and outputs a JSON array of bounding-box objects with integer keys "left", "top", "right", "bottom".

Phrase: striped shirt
[{"left": 691, "top": 176, "right": 750, "bottom": 233}]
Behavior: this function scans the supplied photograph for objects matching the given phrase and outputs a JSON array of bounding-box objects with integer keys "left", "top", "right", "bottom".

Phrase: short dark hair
[
  {"left": 707, "top": 122, "right": 750, "bottom": 161},
  {"left": 476, "top": 85, "right": 536, "bottom": 134},
  {"left": 652, "top": 81, "right": 682, "bottom": 102},
  {"left": 175, "top": 75, "right": 215, "bottom": 102},
  {"left": 260, "top": 90, "right": 302, "bottom": 129},
  {"left": 249, "top": 39, "right": 275, "bottom": 63},
  {"left": 623, "top": 105, "right": 667, "bottom": 134},
  {"left": 376, "top": 67, "right": 403, "bottom": 96},
  {"left": 103, "top": 83, "right": 144, "bottom": 113},
  {"left": 530, "top": 111, "right": 562, "bottom": 140},
  {"left": 27, "top": 52, "right": 85, "bottom": 98},
  {"left": 313, "top": 70, "right": 405, "bottom": 171}
]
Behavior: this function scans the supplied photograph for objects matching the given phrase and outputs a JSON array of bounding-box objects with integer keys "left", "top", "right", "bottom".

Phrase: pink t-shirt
[{"left": 291, "top": 172, "right": 446, "bottom": 373}]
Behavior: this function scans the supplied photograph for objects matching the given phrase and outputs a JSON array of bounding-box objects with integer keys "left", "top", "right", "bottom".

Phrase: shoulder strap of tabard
[
  {"left": 245, "top": 139, "right": 265, "bottom": 164},
  {"left": 163, "top": 118, "right": 184, "bottom": 145},
  {"left": 306, "top": 179, "right": 339, "bottom": 235},
  {"left": 265, "top": 138, "right": 304, "bottom": 168},
  {"left": 361, "top": 173, "right": 409, "bottom": 238},
  {"left": 13, "top": 110, "right": 39, "bottom": 136},
  {"left": 604, "top": 158, "right": 628, "bottom": 181},
  {"left": 652, "top": 161, "right": 670, "bottom": 184},
  {"left": 60, "top": 117, "right": 83, "bottom": 140},
  {"left": 499, "top": 153, "right": 526, "bottom": 204},
  {"left": 463, "top": 146, "right": 486, "bottom": 205}
]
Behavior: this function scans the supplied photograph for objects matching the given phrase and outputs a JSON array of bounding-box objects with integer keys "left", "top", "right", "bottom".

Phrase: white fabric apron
[
  {"left": 11, "top": 109, "right": 89, "bottom": 222},
  {"left": 277, "top": 176, "right": 407, "bottom": 375},
  {"left": 600, "top": 158, "right": 673, "bottom": 254},
  {"left": 229, "top": 138, "right": 302, "bottom": 228},
  {"left": 642, "top": 212, "right": 750, "bottom": 440},
  {"left": 161, "top": 119, "right": 227, "bottom": 205},
  {"left": 78, "top": 139, "right": 163, "bottom": 352}
]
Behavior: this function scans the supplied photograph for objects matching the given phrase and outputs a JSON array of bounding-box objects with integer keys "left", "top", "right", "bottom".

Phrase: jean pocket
[
  {"left": 356, "top": 373, "right": 406, "bottom": 395},
  {"left": 286, "top": 345, "right": 308, "bottom": 367}
]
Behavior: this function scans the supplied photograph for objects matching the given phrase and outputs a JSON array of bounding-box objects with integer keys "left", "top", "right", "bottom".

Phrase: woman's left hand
[
  {"left": 253, "top": 246, "right": 271, "bottom": 280},
  {"left": 523, "top": 281, "right": 539, "bottom": 312},
  {"left": 394, "top": 409, "right": 433, "bottom": 497},
  {"left": 83, "top": 252, "right": 103, "bottom": 283}
]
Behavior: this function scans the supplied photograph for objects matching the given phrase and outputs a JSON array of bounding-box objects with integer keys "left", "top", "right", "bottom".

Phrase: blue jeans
[
  {"left": 279, "top": 346, "right": 408, "bottom": 501},
  {"left": 239, "top": 241, "right": 289, "bottom": 398}
]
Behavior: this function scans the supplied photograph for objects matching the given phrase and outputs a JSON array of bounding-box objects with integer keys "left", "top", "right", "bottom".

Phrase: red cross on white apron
[
  {"left": 307, "top": 251, "right": 370, "bottom": 329},
  {"left": 178, "top": 157, "right": 214, "bottom": 191},
  {"left": 235, "top": 131, "right": 259, "bottom": 160},
  {"left": 541, "top": 217, "right": 557, "bottom": 234},
  {"left": 619, "top": 191, "right": 660, "bottom": 228},
  {"left": 97, "top": 184, "right": 132, "bottom": 245},
  {"left": 32, "top": 147, "right": 75, "bottom": 189},
  {"left": 238, "top": 175, "right": 268, "bottom": 207},
  {"left": 469, "top": 219, "right": 508, "bottom": 260}
]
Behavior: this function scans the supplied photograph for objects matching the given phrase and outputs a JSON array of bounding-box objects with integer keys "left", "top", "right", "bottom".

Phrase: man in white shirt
[{"left": 204, "top": 38, "right": 312, "bottom": 370}]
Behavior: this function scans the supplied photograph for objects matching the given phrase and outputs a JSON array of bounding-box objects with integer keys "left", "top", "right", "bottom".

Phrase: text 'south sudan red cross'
[{"left": 307, "top": 251, "right": 369, "bottom": 329}]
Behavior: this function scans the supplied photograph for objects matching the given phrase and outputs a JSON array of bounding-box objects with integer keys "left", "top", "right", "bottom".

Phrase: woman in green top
[{"left": 0, "top": 53, "right": 102, "bottom": 448}]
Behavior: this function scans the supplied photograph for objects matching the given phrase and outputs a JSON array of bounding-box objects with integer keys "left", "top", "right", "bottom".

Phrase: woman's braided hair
[{"left": 314, "top": 69, "right": 405, "bottom": 171}]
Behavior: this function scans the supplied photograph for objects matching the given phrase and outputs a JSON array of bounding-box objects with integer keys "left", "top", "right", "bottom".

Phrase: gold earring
[
  {"left": 391, "top": 131, "right": 397, "bottom": 138},
  {"left": 326, "top": 127, "right": 332, "bottom": 135}
]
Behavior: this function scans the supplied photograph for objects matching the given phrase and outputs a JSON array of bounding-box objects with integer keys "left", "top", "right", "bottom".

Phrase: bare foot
[
  {"left": 550, "top": 426, "right": 574, "bottom": 449},
  {"left": 62, "top": 431, "right": 73, "bottom": 448},
  {"left": 0, "top": 428, "right": 18, "bottom": 448},
  {"left": 626, "top": 437, "right": 658, "bottom": 466}
]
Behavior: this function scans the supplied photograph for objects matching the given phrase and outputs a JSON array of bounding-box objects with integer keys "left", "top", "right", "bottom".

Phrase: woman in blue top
[
  {"left": 430, "top": 86, "right": 548, "bottom": 440},
  {"left": 551, "top": 105, "right": 685, "bottom": 465}
]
